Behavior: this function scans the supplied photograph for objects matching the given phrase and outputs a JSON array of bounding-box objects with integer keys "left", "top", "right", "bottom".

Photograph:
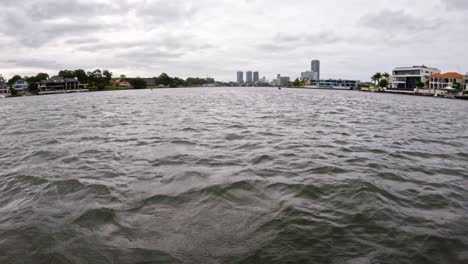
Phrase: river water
[{"left": 0, "top": 87, "right": 467, "bottom": 264}]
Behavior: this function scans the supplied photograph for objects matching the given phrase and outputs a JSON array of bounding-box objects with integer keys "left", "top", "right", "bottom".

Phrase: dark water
[{"left": 0, "top": 87, "right": 467, "bottom": 264}]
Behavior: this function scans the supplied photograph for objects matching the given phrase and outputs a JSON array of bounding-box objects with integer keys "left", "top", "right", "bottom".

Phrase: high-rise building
[
  {"left": 253, "top": 72, "right": 259, "bottom": 83},
  {"left": 246, "top": 71, "right": 253, "bottom": 83},
  {"left": 311, "top": 60, "right": 320, "bottom": 81},
  {"left": 237, "top": 71, "right": 244, "bottom": 83}
]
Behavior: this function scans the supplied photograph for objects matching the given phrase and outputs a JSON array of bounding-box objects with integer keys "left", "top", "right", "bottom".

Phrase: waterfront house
[
  {"left": 464, "top": 73, "right": 468, "bottom": 91},
  {"left": 12, "top": 79, "right": 29, "bottom": 94},
  {"left": 38, "top": 76, "right": 87, "bottom": 92},
  {"left": 0, "top": 75, "right": 8, "bottom": 94},
  {"left": 429, "top": 72, "right": 465, "bottom": 91},
  {"left": 309, "top": 79, "right": 359, "bottom": 89},
  {"left": 389, "top": 65, "right": 440, "bottom": 93},
  {"left": 109, "top": 79, "right": 131, "bottom": 87}
]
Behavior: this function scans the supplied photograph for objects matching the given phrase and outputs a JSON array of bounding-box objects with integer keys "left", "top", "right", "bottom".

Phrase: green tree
[
  {"left": 378, "top": 79, "right": 389, "bottom": 89},
  {"left": 129, "top": 78, "right": 146, "bottom": 89},
  {"left": 7, "top": 75, "right": 22, "bottom": 87},
  {"left": 73, "top": 69, "right": 88, "bottom": 83},
  {"left": 416, "top": 81, "right": 425, "bottom": 89},
  {"left": 452, "top": 81, "right": 462, "bottom": 92},
  {"left": 292, "top": 78, "right": 302, "bottom": 87},
  {"left": 371, "top": 72, "right": 382, "bottom": 84},
  {"left": 382, "top": 72, "right": 390, "bottom": 80},
  {"left": 103, "top": 70, "right": 112, "bottom": 82},
  {"left": 156, "top": 73, "right": 172, "bottom": 86},
  {"left": 58, "top": 70, "right": 75, "bottom": 78},
  {"left": 9, "top": 87, "right": 19, "bottom": 96},
  {"left": 26, "top": 73, "right": 49, "bottom": 94},
  {"left": 172, "top": 77, "right": 186, "bottom": 87}
]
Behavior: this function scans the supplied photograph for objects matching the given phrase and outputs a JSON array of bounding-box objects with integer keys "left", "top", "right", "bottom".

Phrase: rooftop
[
  {"left": 432, "top": 72, "right": 464, "bottom": 79},
  {"left": 394, "top": 65, "right": 439, "bottom": 70}
]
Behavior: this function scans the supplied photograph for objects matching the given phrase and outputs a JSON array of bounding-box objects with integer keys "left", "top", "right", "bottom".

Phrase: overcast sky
[{"left": 0, "top": 0, "right": 467, "bottom": 81}]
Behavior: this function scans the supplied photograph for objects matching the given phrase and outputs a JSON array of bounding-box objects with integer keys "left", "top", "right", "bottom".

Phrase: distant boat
[{"left": 278, "top": 87, "right": 282, "bottom": 90}]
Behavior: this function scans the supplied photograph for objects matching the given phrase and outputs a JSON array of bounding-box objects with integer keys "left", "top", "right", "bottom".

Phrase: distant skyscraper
[
  {"left": 311, "top": 60, "right": 320, "bottom": 81},
  {"left": 253, "top": 72, "right": 259, "bottom": 83},
  {"left": 237, "top": 71, "right": 244, "bottom": 83},
  {"left": 246, "top": 71, "right": 253, "bottom": 83}
]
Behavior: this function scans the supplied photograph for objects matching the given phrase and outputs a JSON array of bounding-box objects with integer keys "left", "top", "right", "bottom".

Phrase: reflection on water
[{"left": 0, "top": 88, "right": 467, "bottom": 263}]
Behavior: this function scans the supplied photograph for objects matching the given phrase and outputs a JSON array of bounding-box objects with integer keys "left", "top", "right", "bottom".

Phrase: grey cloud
[
  {"left": 441, "top": 0, "right": 468, "bottom": 10},
  {"left": 77, "top": 42, "right": 142, "bottom": 52},
  {"left": 259, "top": 31, "right": 348, "bottom": 52},
  {"left": 0, "top": 10, "right": 108, "bottom": 47},
  {"left": 256, "top": 43, "right": 290, "bottom": 52},
  {"left": 3, "top": 58, "right": 63, "bottom": 69},
  {"left": 135, "top": 0, "right": 202, "bottom": 24},
  {"left": 29, "top": 0, "right": 115, "bottom": 20},
  {"left": 76, "top": 35, "right": 214, "bottom": 54},
  {"left": 64, "top": 37, "right": 101, "bottom": 45},
  {"left": 359, "top": 9, "right": 443, "bottom": 32}
]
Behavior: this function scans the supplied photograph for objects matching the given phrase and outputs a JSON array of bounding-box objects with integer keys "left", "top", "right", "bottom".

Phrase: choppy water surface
[{"left": 0, "top": 87, "right": 467, "bottom": 264}]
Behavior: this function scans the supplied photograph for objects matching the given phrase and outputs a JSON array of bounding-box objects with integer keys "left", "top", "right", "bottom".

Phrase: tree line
[
  {"left": 152, "top": 73, "right": 215, "bottom": 88},
  {"left": 3, "top": 70, "right": 219, "bottom": 93}
]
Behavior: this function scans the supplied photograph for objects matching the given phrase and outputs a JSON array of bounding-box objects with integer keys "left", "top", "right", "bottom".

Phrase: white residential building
[
  {"left": 429, "top": 72, "right": 464, "bottom": 90},
  {"left": 0, "top": 75, "right": 8, "bottom": 94},
  {"left": 12, "top": 79, "right": 29, "bottom": 93},
  {"left": 389, "top": 65, "right": 440, "bottom": 92}
]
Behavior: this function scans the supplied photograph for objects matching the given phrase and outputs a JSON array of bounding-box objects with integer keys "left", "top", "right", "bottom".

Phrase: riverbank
[{"left": 2, "top": 86, "right": 468, "bottom": 100}]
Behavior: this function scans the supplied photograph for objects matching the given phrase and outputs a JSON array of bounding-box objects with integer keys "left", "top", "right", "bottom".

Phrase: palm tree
[
  {"left": 371, "top": 72, "right": 382, "bottom": 85},
  {"left": 382, "top": 72, "right": 390, "bottom": 80}
]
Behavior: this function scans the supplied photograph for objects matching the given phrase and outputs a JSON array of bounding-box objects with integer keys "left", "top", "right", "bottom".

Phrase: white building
[
  {"left": 389, "top": 65, "right": 440, "bottom": 92},
  {"left": 12, "top": 79, "right": 28, "bottom": 94},
  {"left": 429, "top": 72, "right": 464, "bottom": 91},
  {"left": 301, "top": 71, "right": 314, "bottom": 81},
  {"left": 0, "top": 75, "right": 8, "bottom": 94}
]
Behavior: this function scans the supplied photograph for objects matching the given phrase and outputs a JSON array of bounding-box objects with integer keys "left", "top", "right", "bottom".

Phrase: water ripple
[{"left": 0, "top": 88, "right": 467, "bottom": 263}]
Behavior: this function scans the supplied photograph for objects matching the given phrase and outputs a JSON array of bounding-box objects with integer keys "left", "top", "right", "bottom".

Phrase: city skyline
[{"left": 0, "top": 0, "right": 467, "bottom": 81}]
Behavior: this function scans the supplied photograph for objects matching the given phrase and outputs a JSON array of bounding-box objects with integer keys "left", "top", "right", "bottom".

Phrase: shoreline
[{"left": 2, "top": 86, "right": 467, "bottom": 100}]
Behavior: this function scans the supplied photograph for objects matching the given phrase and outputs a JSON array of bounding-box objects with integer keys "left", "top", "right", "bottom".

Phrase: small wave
[
  {"left": 74, "top": 208, "right": 117, "bottom": 228},
  {"left": 251, "top": 155, "right": 274, "bottom": 165},
  {"left": 225, "top": 133, "right": 244, "bottom": 141}
]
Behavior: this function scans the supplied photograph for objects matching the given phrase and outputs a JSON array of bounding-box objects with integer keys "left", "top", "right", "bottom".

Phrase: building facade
[
  {"left": 38, "top": 76, "right": 87, "bottom": 92},
  {"left": 237, "top": 71, "right": 244, "bottom": 83},
  {"left": 465, "top": 73, "right": 468, "bottom": 91},
  {"left": 253, "top": 72, "right": 259, "bottom": 83},
  {"left": 12, "top": 79, "right": 29, "bottom": 93},
  {"left": 246, "top": 71, "right": 253, "bottom": 83},
  {"left": 311, "top": 60, "right": 320, "bottom": 81},
  {"left": 430, "top": 72, "right": 465, "bottom": 92},
  {"left": 309, "top": 79, "right": 358, "bottom": 88},
  {"left": 301, "top": 71, "right": 319, "bottom": 81},
  {"left": 271, "top": 74, "right": 289, "bottom": 86},
  {"left": 390, "top": 66, "right": 440, "bottom": 92},
  {"left": 0, "top": 75, "right": 8, "bottom": 94}
]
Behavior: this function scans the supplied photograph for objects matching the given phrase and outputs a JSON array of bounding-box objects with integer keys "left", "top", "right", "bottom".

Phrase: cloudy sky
[{"left": 0, "top": 0, "right": 467, "bottom": 81}]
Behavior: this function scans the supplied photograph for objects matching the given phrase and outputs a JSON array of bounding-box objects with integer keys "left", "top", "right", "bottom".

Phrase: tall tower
[
  {"left": 246, "top": 71, "right": 253, "bottom": 83},
  {"left": 311, "top": 60, "right": 320, "bottom": 81},
  {"left": 253, "top": 72, "right": 259, "bottom": 83},
  {"left": 237, "top": 71, "right": 244, "bottom": 83}
]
